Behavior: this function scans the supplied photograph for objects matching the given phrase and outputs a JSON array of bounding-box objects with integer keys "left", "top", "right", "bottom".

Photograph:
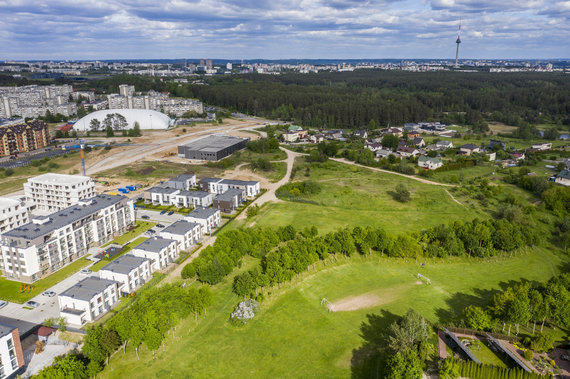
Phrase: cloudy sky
[{"left": 0, "top": 0, "right": 568, "bottom": 60}]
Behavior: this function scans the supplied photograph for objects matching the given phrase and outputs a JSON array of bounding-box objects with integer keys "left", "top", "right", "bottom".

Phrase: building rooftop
[
  {"left": 161, "top": 220, "right": 200, "bottom": 235},
  {"left": 60, "top": 277, "right": 117, "bottom": 301},
  {"left": 221, "top": 179, "right": 259, "bottom": 186},
  {"left": 146, "top": 187, "right": 179, "bottom": 195},
  {"left": 557, "top": 169, "right": 570, "bottom": 180},
  {"left": 214, "top": 188, "right": 243, "bottom": 201},
  {"left": 199, "top": 177, "right": 222, "bottom": 184},
  {"left": 3, "top": 195, "right": 127, "bottom": 240},
  {"left": 0, "top": 323, "right": 15, "bottom": 338},
  {"left": 169, "top": 173, "right": 195, "bottom": 182},
  {"left": 132, "top": 237, "right": 174, "bottom": 253},
  {"left": 186, "top": 207, "right": 219, "bottom": 219},
  {"left": 461, "top": 144, "right": 480, "bottom": 150},
  {"left": 27, "top": 173, "right": 92, "bottom": 185},
  {"left": 184, "top": 191, "right": 212, "bottom": 198},
  {"left": 179, "top": 135, "right": 249, "bottom": 153},
  {"left": 0, "top": 197, "right": 21, "bottom": 210},
  {"left": 99, "top": 254, "right": 149, "bottom": 275}
]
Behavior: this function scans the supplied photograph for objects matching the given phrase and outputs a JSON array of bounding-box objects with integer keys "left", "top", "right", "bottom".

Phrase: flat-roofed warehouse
[{"left": 178, "top": 135, "right": 249, "bottom": 161}]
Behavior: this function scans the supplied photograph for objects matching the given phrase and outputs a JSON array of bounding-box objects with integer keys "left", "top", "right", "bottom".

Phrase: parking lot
[
  {"left": 136, "top": 208, "right": 185, "bottom": 224},
  {"left": 0, "top": 149, "right": 74, "bottom": 169}
]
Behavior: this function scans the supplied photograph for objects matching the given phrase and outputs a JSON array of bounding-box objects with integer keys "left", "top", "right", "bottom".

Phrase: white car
[
  {"left": 25, "top": 301, "right": 39, "bottom": 309},
  {"left": 42, "top": 291, "right": 56, "bottom": 297},
  {"left": 80, "top": 268, "right": 92, "bottom": 275}
]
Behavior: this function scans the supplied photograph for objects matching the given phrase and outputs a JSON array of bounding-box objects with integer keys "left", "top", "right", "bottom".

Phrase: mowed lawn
[
  {"left": 247, "top": 161, "right": 488, "bottom": 234},
  {"left": 101, "top": 247, "right": 565, "bottom": 378}
]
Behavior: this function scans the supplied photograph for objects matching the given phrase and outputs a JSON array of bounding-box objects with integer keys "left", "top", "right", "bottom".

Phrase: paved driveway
[
  {"left": 0, "top": 263, "right": 97, "bottom": 334},
  {"left": 137, "top": 208, "right": 185, "bottom": 223}
]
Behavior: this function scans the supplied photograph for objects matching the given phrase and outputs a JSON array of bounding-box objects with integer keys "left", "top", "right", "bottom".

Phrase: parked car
[
  {"left": 80, "top": 268, "right": 92, "bottom": 275},
  {"left": 156, "top": 224, "right": 165, "bottom": 228},
  {"left": 25, "top": 301, "right": 39, "bottom": 309},
  {"left": 42, "top": 291, "right": 56, "bottom": 297},
  {"left": 160, "top": 210, "right": 167, "bottom": 215},
  {"left": 0, "top": 301, "right": 7, "bottom": 309},
  {"left": 167, "top": 211, "right": 174, "bottom": 216},
  {"left": 141, "top": 215, "right": 150, "bottom": 220}
]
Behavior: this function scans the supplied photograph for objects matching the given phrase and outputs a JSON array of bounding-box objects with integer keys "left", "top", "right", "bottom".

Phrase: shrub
[
  {"left": 530, "top": 333, "right": 555, "bottom": 353},
  {"left": 181, "top": 263, "right": 196, "bottom": 279},
  {"left": 393, "top": 184, "right": 411, "bottom": 203},
  {"left": 523, "top": 350, "right": 533, "bottom": 361},
  {"left": 4, "top": 168, "right": 14, "bottom": 176}
]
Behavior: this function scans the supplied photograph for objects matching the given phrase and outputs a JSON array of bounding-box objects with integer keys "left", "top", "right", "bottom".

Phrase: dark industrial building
[{"left": 177, "top": 135, "right": 249, "bottom": 161}]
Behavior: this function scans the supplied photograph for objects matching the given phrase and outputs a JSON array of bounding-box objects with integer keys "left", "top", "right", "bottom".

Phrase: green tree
[
  {"left": 388, "top": 309, "right": 429, "bottom": 353},
  {"left": 106, "top": 125, "right": 115, "bottom": 137},
  {"left": 463, "top": 305, "right": 493, "bottom": 330},
  {"left": 381, "top": 134, "right": 399, "bottom": 150},
  {"left": 439, "top": 359, "right": 460, "bottom": 379},
  {"left": 393, "top": 184, "right": 411, "bottom": 203},
  {"left": 386, "top": 349, "right": 423, "bottom": 379}
]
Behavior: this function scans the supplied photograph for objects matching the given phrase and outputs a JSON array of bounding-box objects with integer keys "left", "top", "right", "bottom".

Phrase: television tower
[{"left": 455, "top": 19, "right": 461, "bottom": 68}]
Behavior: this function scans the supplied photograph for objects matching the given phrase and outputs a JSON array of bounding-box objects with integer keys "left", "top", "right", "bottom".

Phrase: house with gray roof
[
  {"left": 213, "top": 188, "right": 244, "bottom": 214},
  {"left": 167, "top": 173, "right": 196, "bottom": 190},
  {"left": 143, "top": 186, "right": 180, "bottom": 206},
  {"left": 160, "top": 220, "right": 202, "bottom": 251},
  {"left": 198, "top": 178, "right": 260, "bottom": 197},
  {"left": 130, "top": 237, "right": 178, "bottom": 271},
  {"left": 417, "top": 155, "right": 443, "bottom": 170},
  {"left": 98, "top": 254, "right": 151, "bottom": 294},
  {"left": 172, "top": 190, "right": 213, "bottom": 208},
  {"left": 555, "top": 169, "right": 570, "bottom": 187},
  {"left": 58, "top": 277, "right": 119, "bottom": 325},
  {"left": 0, "top": 195, "right": 134, "bottom": 283},
  {"left": 185, "top": 207, "right": 221, "bottom": 234}
]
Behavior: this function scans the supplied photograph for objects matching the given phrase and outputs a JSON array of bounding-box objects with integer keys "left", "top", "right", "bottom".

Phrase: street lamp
[{"left": 149, "top": 113, "right": 153, "bottom": 129}]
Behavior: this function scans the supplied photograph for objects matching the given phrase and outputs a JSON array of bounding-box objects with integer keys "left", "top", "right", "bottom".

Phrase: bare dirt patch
[{"left": 328, "top": 293, "right": 384, "bottom": 312}]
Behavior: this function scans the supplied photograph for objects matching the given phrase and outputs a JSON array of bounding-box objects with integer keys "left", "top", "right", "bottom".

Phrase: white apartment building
[
  {"left": 184, "top": 208, "right": 221, "bottom": 235},
  {"left": 198, "top": 178, "right": 260, "bottom": 198},
  {"left": 144, "top": 187, "right": 179, "bottom": 206},
  {"left": 98, "top": 254, "right": 151, "bottom": 295},
  {"left": 0, "top": 195, "right": 135, "bottom": 283},
  {"left": 119, "top": 84, "right": 135, "bottom": 97},
  {"left": 24, "top": 173, "right": 96, "bottom": 212},
  {"left": 58, "top": 277, "right": 119, "bottom": 325},
  {"left": 0, "top": 324, "right": 24, "bottom": 378},
  {"left": 130, "top": 237, "right": 178, "bottom": 271},
  {"left": 0, "top": 198, "right": 29, "bottom": 235},
  {"left": 159, "top": 220, "right": 202, "bottom": 252},
  {"left": 167, "top": 174, "right": 196, "bottom": 190}
]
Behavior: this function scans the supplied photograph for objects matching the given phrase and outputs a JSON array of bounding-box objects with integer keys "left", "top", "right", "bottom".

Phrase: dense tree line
[
  {"left": 182, "top": 214, "right": 547, "bottom": 297},
  {"left": 164, "top": 71, "right": 570, "bottom": 129},
  {"left": 246, "top": 137, "right": 280, "bottom": 153}
]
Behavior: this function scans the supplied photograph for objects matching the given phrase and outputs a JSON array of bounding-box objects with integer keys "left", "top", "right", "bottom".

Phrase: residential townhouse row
[{"left": 58, "top": 218, "right": 205, "bottom": 325}]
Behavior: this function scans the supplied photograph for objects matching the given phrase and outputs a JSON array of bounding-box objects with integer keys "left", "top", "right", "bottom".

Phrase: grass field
[
  {"left": 240, "top": 160, "right": 488, "bottom": 234},
  {"left": 245, "top": 161, "right": 287, "bottom": 183},
  {"left": 93, "top": 161, "right": 223, "bottom": 183},
  {"left": 91, "top": 237, "right": 148, "bottom": 272},
  {"left": 101, "top": 247, "right": 566, "bottom": 378},
  {"left": 102, "top": 221, "right": 156, "bottom": 247},
  {"left": 0, "top": 258, "right": 90, "bottom": 303}
]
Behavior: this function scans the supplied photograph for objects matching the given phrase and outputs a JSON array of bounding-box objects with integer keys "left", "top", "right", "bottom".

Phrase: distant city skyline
[{"left": 1, "top": 0, "right": 569, "bottom": 60}]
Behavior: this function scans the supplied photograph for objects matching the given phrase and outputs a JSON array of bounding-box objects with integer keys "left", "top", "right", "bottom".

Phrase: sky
[{"left": 0, "top": 0, "right": 569, "bottom": 60}]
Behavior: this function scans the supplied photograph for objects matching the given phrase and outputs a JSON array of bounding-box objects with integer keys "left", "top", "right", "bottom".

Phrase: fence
[{"left": 442, "top": 326, "right": 521, "bottom": 343}]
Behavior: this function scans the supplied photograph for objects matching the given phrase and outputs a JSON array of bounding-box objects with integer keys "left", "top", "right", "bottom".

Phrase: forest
[{"left": 165, "top": 71, "right": 570, "bottom": 129}]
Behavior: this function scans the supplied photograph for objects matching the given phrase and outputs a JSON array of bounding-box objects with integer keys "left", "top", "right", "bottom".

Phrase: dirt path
[
  {"left": 327, "top": 293, "right": 384, "bottom": 312},
  {"left": 329, "top": 158, "right": 457, "bottom": 187},
  {"left": 444, "top": 189, "right": 464, "bottom": 206}
]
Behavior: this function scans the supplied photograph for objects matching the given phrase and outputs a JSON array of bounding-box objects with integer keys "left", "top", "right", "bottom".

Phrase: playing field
[
  {"left": 101, "top": 247, "right": 565, "bottom": 378},
  {"left": 243, "top": 160, "right": 487, "bottom": 234}
]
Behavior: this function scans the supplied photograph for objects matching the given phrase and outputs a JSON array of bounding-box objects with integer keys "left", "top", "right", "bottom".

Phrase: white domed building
[{"left": 74, "top": 109, "right": 174, "bottom": 131}]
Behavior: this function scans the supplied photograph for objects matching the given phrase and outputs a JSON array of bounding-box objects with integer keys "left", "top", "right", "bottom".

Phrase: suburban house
[
  {"left": 172, "top": 190, "right": 213, "bottom": 208},
  {"left": 167, "top": 174, "right": 196, "bottom": 190},
  {"left": 375, "top": 149, "right": 394, "bottom": 159},
  {"left": 198, "top": 178, "right": 260, "bottom": 198},
  {"left": 98, "top": 255, "right": 151, "bottom": 295},
  {"left": 213, "top": 188, "right": 244, "bottom": 214},
  {"left": 396, "top": 146, "right": 419, "bottom": 158},
  {"left": 130, "top": 237, "right": 178, "bottom": 271},
  {"left": 159, "top": 220, "right": 202, "bottom": 252},
  {"left": 144, "top": 187, "right": 179, "bottom": 206},
  {"left": 436, "top": 140, "right": 454, "bottom": 150},
  {"left": 407, "top": 131, "right": 421, "bottom": 139},
  {"left": 512, "top": 152, "right": 526, "bottom": 161},
  {"left": 555, "top": 169, "right": 570, "bottom": 186},
  {"left": 487, "top": 152, "right": 497, "bottom": 161},
  {"left": 283, "top": 132, "right": 300, "bottom": 143},
  {"left": 366, "top": 143, "right": 383, "bottom": 152},
  {"left": 488, "top": 139, "right": 506, "bottom": 150},
  {"left": 531, "top": 142, "right": 552, "bottom": 151},
  {"left": 58, "top": 277, "right": 119, "bottom": 325},
  {"left": 185, "top": 207, "right": 221, "bottom": 235},
  {"left": 0, "top": 324, "right": 24, "bottom": 377},
  {"left": 308, "top": 134, "right": 325, "bottom": 144},
  {"left": 418, "top": 156, "right": 443, "bottom": 169},
  {"left": 354, "top": 130, "right": 368, "bottom": 139},
  {"left": 412, "top": 137, "right": 425, "bottom": 147},
  {"left": 459, "top": 144, "right": 481, "bottom": 155}
]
